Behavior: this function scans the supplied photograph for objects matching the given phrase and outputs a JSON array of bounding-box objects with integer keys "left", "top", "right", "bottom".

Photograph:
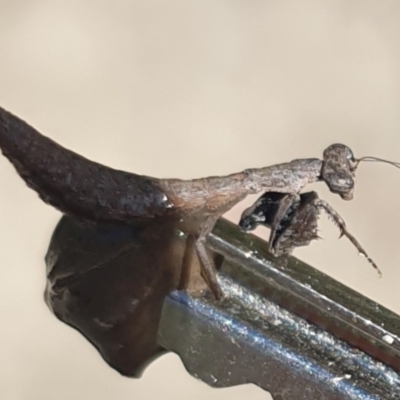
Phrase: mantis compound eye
[
  {"left": 321, "top": 144, "right": 355, "bottom": 200},
  {"left": 323, "top": 144, "right": 400, "bottom": 200},
  {"left": 327, "top": 172, "right": 354, "bottom": 200}
]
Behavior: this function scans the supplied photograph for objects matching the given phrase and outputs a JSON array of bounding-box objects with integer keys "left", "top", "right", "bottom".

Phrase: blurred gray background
[{"left": 1, "top": 1, "right": 400, "bottom": 399}]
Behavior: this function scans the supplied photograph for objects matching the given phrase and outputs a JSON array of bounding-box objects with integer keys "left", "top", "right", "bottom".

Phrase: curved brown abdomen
[{"left": 0, "top": 107, "right": 171, "bottom": 222}]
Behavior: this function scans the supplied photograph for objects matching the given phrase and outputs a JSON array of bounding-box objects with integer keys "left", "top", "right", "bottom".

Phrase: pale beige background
[{"left": 1, "top": 1, "right": 400, "bottom": 399}]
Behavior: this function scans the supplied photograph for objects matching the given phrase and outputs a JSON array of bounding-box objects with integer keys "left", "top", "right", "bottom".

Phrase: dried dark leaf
[{"left": 45, "top": 215, "right": 186, "bottom": 377}]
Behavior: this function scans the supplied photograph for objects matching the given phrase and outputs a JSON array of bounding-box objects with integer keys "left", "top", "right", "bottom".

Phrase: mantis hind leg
[
  {"left": 194, "top": 215, "right": 223, "bottom": 300},
  {"left": 178, "top": 224, "right": 223, "bottom": 300},
  {"left": 178, "top": 235, "right": 195, "bottom": 290}
]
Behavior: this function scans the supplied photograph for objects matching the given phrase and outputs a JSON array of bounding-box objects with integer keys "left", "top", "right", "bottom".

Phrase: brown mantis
[{"left": 0, "top": 106, "right": 394, "bottom": 300}]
